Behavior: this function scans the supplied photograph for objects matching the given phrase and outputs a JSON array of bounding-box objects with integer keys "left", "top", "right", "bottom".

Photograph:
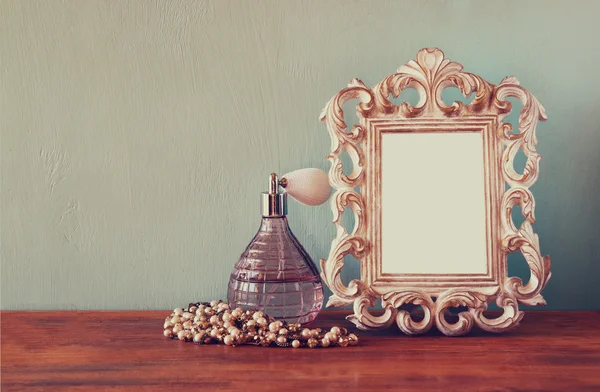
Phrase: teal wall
[{"left": 1, "top": 0, "right": 599, "bottom": 310}]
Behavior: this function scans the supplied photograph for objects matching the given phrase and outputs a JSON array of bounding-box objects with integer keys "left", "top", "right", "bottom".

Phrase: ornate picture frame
[{"left": 319, "top": 48, "right": 551, "bottom": 336}]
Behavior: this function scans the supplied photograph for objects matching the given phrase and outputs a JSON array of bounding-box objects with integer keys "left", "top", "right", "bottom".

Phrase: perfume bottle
[{"left": 227, "top": 170, "right": 330, "bottom": 325}]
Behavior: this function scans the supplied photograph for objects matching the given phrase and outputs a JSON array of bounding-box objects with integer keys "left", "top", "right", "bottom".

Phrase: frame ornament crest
[{"left": 319, "top": 48, "right": 550, "bottom": 336}]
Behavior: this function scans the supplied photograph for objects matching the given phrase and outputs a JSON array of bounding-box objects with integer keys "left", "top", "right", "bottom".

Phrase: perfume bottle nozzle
[
  {"left": 269, "top": 173, "right": 279, "bottom": 194},
  {"left": 261, "top": 173, "right": 287, "bottom": 217}
]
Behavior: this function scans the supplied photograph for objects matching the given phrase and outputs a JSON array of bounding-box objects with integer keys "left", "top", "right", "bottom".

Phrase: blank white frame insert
[{"left": 381, "top": 131, "right": 488, "bottom": 275}]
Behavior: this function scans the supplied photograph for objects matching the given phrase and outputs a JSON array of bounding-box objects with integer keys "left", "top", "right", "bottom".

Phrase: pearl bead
[
  {"left": 278, "top": 328, "right": 288, "bottom": 336},
  {"left": 307, "top": 338, "right": 318, "bottom": 348},
  {"left": 223, "top": 321, "right": 233, "bottom": 329},
  {"left": 321, "top": 338, "right": 330, "bottom": 348},
  {"left": 325, "top": 332, "right": 336, "bottom": 342},
  {"left": 310, "top": 329, "right": 319, "bottom": 338},
  {"left": 229, "top": 328, "right": 240, "bottom": 337},
  {"left": 174, "top": 308, "right": 183, "bottom": 316},
  {"left": 182, "top": 312, "right": 193, "bottom": 320},
  {"left": 163, "top": 321, "right": 172, "bottom": 329},
  {"left": 177, "top": 330, "right": 187, "bottom": 340},
  {"left": 222, "top": 313, "right": 232, "bottom": 322},
  {"left": 292, "top": 340, "right": 301, "bottom": 348},
  {"left": 189, "top": 306, "right": 197, "bottom": 313},
  {"left": 267, "top": 332, "right": 277, "bottom": 342},
  {"left": 210, "top": 300, "right": 219, "bottom": 307},
  {"left": 256, "top": 317, "right": 267, "bottom": 327},
  {"left": 252, "top": 311, "right": 264, "bottom": 320},
  {"left": 231, "top": 309, "right": 242, "bottom": 319},
  {"left": 338, "top": 337, "right": 349, "bottom": 347},
  {"left": 223, "top": 335, "right": 234, "bottom": 346},
  {"left": 210, "top": 329, "right": 220, "bottom": 338},
  {"left": 182, "top": 320, "right": 192, "bottom": 329},
  {"left": 172, "top": 324, "right": 183, "bottom": 334},
  {"left": 170, "top": 316, "right": 181, "bottom": 324},
  {"left": 163, "top": 329, "right": 173, "bottom": 338},
  {"left": 246, "top": 320, "right": 256, "bottom": 327},
  {"left": 277, "top": 335, "right": 287, "bottom": 344},
  {"left": 269, "top": 322, "right": 279, "bottom": 332},
  {"left": 209, "top": 315, "right": 219, "bottom": 325},
  {"left": 204, "top": 308, "right": 214, "bottom": 316},
  {"left": 330, "top": 326, "right": 340, "bottom": 336},
  {"left": 348, "top": 333, "right": 359, "bottom": 346},
  {"left": 301, "top": 328, "right": 311, "bottom": 339},
  {"left": 193, "top": 316, "right": 202, "bottom": 323},
  {"left": 193, "top": 332, "right": 205, "bottom": 343}
]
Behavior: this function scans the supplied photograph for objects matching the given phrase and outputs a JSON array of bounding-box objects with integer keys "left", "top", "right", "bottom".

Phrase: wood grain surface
[{"left": 2, "top": 310, "right": 599, "bottom": 391}]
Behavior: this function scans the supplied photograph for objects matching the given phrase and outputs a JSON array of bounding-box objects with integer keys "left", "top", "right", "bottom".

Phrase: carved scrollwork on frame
[{"left": 319, "top": 48, "right": 550, "bottom": 336}]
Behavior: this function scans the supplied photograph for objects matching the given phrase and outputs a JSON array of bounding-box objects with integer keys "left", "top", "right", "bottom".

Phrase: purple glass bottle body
[{"left": 227, "top": 216, "right": 324, "bottom": 325}]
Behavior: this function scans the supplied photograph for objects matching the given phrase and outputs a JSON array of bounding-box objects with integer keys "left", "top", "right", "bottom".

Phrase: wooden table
[{"left": 1, "top": 310, "right": 599, "bottom": 391}]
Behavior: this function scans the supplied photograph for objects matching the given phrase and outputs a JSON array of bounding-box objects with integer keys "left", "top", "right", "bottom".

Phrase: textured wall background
[{"left": 2, "top": 0, "right": 599, "bottom": 310}]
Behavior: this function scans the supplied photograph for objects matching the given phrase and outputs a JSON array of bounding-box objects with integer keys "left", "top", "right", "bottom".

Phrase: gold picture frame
[{"left": 319, "top": 48, "right": 551, "bottom": 336}]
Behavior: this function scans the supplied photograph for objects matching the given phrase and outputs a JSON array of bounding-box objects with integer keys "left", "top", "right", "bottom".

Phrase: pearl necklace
[{"left": 163, "top": 300, "right": 359, "bottom": 348}]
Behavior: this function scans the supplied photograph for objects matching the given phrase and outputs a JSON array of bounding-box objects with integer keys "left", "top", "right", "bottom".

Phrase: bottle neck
[{"left": 258, "top": 216, "right": 290, "bottom": 231}]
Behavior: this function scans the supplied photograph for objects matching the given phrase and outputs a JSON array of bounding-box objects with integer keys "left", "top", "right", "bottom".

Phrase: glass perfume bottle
[{"left": 227, "top": 172, "right": 326, "bottom": 325}]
